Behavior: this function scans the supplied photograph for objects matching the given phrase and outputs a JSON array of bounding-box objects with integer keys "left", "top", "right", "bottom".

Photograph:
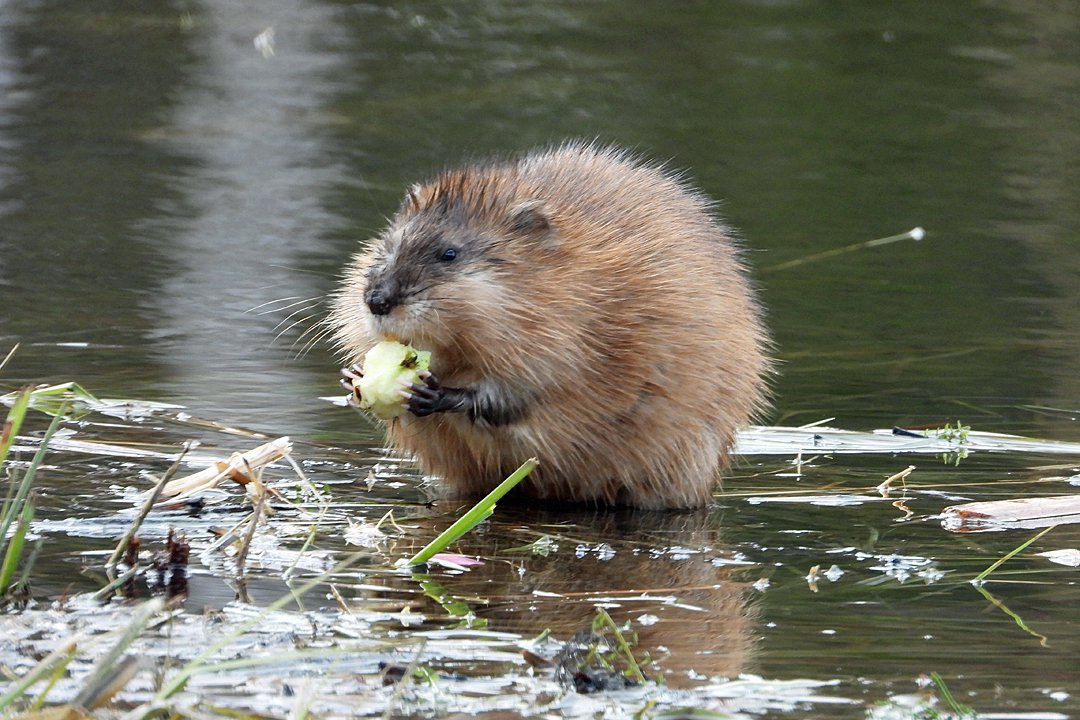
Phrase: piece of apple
[{"left": 351, "top": 341, "right": 431, "bottom": 419}]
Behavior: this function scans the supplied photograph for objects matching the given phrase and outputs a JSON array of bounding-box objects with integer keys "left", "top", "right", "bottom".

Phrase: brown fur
[{"left": 330, "top": 142, "right": 771, "bottom": 509}]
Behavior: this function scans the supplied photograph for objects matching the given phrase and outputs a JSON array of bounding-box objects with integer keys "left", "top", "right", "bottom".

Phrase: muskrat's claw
[
  {"left": 340, "top": 362, "right": 364, "bottom": 381},
  {"left": 340, "top": 363, "right": 364, "bottom": 407},
  {"left": 404, "top": 371, "right": 444, "bottom": 417}
]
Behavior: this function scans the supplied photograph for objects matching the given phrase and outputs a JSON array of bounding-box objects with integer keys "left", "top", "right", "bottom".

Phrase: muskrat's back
[{"left": 331, "top": 142, "right": 771, "bottom": 509}]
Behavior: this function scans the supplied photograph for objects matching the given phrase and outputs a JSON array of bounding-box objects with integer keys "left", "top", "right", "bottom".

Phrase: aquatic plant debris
[
  {"left": 941, "top": 495, "right": 1080, "bottom": 532},
  {"left": 733, "top": 425, "right": 1080, "bottom": 456},
  {"left": 153, "top": 436, "right": 293, "bottom": 501},
  {"left": 14, "top": 419, "right": 1080, "bottom": 467},
  {"left": 1037, "top": 549, "right": 1080, "bottom": 567},
  {"left": 4, "top": 381, "right": 1078, "bottom": 717}
]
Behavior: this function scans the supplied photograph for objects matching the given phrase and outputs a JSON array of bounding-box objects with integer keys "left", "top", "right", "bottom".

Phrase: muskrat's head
[{"left": 332, "top": 165, "right": 557, "bottom": 365}]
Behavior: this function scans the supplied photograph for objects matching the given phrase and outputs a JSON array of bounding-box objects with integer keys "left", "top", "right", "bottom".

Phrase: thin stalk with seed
[{"left": 763, "top": 227, "right": 925, "bottom": 273}]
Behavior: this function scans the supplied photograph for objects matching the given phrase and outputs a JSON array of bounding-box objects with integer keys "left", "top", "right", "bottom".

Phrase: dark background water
[
  {"left": 1, "top": 1, "right": 1078, "bottom": 715},
  {"left": 2, "top": 0, "right": 1077, "bottom": 438}
]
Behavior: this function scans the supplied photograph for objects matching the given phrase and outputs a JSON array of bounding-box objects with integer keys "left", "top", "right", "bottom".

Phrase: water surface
[{"left": 1, "top": 1, "right": 1078, "bottom": 717}]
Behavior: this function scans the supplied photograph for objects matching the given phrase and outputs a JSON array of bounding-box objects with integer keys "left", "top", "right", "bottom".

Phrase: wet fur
[{"left": 330, "top": 141, "right": 771, "bottom": 509}]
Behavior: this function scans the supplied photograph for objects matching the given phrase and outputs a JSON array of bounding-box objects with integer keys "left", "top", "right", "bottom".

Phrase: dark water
[{"left": 2, "top": 1, "right": 1079, "bottom": 717}]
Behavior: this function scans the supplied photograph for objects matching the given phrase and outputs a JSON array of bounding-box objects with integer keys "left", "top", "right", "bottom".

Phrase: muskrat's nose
[
  {"left": 367, "top": 280, "right": 401, "bottom": 315},
  {"left": 366, "top": 289, "right": 394, "bottom": 316}
]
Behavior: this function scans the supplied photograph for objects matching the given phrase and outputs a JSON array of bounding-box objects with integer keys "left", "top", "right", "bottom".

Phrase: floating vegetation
[
  {"left": 734, "top": 424, "right": 1080, "bottom": 457},
  {"left": 942, "top": 495, "right": 1080, "bottom": 532},
  {"left": 553, "top": 607, "right": 650, "bottom": 692},
  {"left": 867, "top": 672, "right": 978, "bottom": 720},
  {"left": 2, "top": 377, "right": 1078, "bottom": 717}
]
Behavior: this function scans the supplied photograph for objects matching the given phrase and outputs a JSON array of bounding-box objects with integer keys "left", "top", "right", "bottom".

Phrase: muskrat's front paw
[
  {"left": 340, "top": 363, "right": 364, "bottom": 408},
  {"left": 402, "top": 371, "right": 445, "bottom": 417}
]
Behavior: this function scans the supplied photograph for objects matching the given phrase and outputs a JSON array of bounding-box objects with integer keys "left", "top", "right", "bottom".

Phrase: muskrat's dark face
[
  {"left": 333, "top": 179, "right": 554, "bottom": 361},
  {"left": 362, "top": 209, "right": 487, "bottom": 349}
]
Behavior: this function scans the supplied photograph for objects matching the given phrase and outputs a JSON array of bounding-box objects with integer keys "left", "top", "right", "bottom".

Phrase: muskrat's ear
[
  {"left": 508, "top": 200, "right": 556, "bottom": 245},
  {"left": 399, "top": 184, "right": 423, "bottom": 214}
]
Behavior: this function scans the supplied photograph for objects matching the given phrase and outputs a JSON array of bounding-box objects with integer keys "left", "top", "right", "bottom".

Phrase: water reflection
[
  {"left": 0, "top": 3, "right": 189, "bottom": 373},
  {"left": 381, "top": 506, "right": 759, "bottom": 685},
  {"left": 986, "top": 1, "right": 1080, "bottom": 419},
  {"left": 144, "top": 1, "right": 349, "bottom": 432},
  {"left": 0, "top": 9, "right": 22, "bottom": 221}
]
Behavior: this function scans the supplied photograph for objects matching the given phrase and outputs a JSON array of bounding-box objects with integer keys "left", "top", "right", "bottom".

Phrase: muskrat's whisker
[
  {"left": 275, "top": 314, "right": 316, "bottom": 347},
  {"left": 272, "top": 301, "right": 324, "bottom": 334},
  {"left": 246, "top": 296, "right": 321, "bottom": 314},
  {"left": 293, "top": 323, "right": 337, "bottom": 360}
]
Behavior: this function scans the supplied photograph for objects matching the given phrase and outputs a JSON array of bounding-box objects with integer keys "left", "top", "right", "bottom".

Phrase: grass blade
[
  {"left": 406, "top": 457, "right": 538, "bottom": 567},
  {"left": 0, "top": 343, "right": 18, "bottom": 373},
  {"left": 0, "top": 639, "right": 78, "bottom": 711},
  {"left": 0, "top": 400, "right": 68, "bottom": 548},
  {"left": 0, "top": 386, "right": 32, "bottom": 467},
  {"left": 973, "top": 525, "right": 1055, "bottom": 582},
  {"left": 0, "top": 496, "right": 33, "bottom": 594}
]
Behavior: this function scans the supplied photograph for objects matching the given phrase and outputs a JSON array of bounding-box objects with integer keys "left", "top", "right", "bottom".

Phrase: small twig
[
  {"left": 235, "top": 491, "right": 268, "bottom": 581},
  {"left": 202, "top": 512, "right": 255, "bottom": 556},
  {"left": 876, "top": 464, "right": 915, "bottom": 496},
  {"left": 91, "top": 566, "right": 139, "bottom": 602},
  {"left": 284, "top": 451, "right": 328, "bottom": 505}
]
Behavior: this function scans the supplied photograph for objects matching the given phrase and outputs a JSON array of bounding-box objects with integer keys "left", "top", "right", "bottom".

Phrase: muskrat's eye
[{"left": 439, "top": 247, "right": 458, "bottom": 262}]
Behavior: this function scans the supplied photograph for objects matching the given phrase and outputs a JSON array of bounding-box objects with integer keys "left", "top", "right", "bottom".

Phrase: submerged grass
[
  {"left": 929, "top": 672, "right": 977, "bottom": 719},
  {"left": 591, "top": 607, "right": 648, "bottom": 685},
  {"left": 966, "top": 526, "right": 1057, "bottom": 647}
]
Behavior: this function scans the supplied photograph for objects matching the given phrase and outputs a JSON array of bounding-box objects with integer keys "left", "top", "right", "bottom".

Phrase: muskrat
[{"left": 330, "top": 142, "right": 771, "bottom": 509}]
